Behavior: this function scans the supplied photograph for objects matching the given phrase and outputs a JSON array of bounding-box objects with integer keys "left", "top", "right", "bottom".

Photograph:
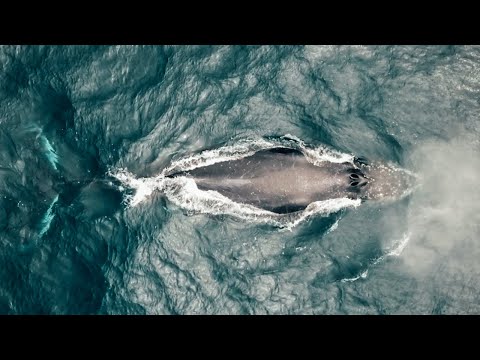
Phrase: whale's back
[{"left": 170, "top": 148, "right": 354, "bottom": 214}]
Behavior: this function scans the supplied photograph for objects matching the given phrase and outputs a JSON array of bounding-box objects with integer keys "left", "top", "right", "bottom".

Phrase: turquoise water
[{"left": 0, "top": 45, "right": 479, "bottom": 314}]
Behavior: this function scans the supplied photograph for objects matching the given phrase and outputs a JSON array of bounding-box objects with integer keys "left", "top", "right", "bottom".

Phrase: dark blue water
[{"left": 1, "top": 45, "right": 479, "bottom": 314}]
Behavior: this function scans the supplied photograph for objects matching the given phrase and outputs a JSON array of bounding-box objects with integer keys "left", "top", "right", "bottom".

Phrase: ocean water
[{"left": 1, "top": 45, "right": 479, "bottom": 314}]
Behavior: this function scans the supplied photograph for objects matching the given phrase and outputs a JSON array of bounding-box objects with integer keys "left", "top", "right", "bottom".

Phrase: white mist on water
[{"left": 401, "top": 137, "right": 480, "bottom": 275}]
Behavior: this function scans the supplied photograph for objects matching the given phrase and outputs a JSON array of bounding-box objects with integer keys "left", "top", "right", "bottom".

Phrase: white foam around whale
[{"left": 109, "top": 137, "right": 369, "bottom": 229}]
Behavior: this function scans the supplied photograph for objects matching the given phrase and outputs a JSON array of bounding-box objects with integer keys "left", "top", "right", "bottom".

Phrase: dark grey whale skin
[{"left": 168, "top": 148, "right": 368, "bottom": 214}]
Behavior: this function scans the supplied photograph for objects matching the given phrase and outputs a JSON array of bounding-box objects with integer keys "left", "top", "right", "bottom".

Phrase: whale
[{"left": 167, "top": 147, "right": 415, "bottom": 214}]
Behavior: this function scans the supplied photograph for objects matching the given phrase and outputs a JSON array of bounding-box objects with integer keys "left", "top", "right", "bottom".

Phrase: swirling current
[{"left": 1, "top": 45, "right": 479, "bottom": 314}]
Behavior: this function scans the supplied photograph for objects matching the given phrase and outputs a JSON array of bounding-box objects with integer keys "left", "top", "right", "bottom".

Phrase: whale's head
[{"left": 342, "top": 157, "right": 417, "bottom": 201}]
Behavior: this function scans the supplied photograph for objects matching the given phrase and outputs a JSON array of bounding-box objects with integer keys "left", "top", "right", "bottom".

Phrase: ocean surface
[{"left": 1, "top": 45, "right": 479, "bottom": 314}]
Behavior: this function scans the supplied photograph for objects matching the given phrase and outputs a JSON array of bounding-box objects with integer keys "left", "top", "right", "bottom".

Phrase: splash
[
  {"left": 341, "top": 269, "right": 369, "bottom": 283},
  {"left": 325, "top": 219, "right": 340, "bottom": 234},
  {"left": 384, "top": 232, "right": 411, "bottom": 258}
]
